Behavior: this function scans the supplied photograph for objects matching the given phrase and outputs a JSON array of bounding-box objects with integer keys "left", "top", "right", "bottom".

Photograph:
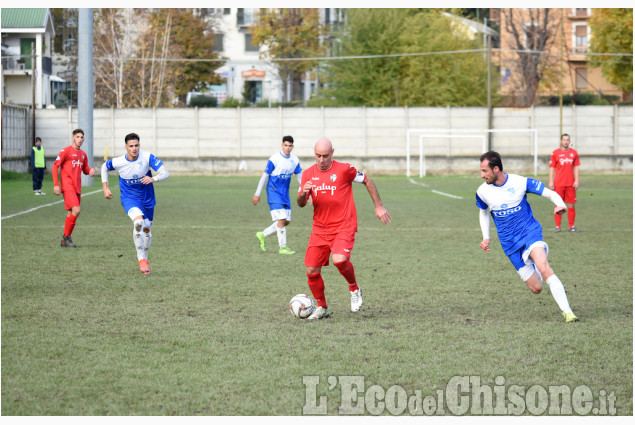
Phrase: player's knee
[
  {"left": 306, "top": 267, "right": 321, "bottom": 276},
  {"left": 143, "top": 227, "right": 150, "bottom": 233},
  {"left": 134, "top": 219, "right": 143, "bottom": 232},
  {"left": 530, "top": 284, "right": 542, "bottom": 294}
]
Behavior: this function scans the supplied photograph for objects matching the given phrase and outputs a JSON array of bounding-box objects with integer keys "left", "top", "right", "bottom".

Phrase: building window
[
  {"left": 245, "top": 33, "right": 259, "bottom": 52},
  {"left": 237, "top": 8, "right": 257, "bottom": 26},
  {"left": 211, "top": 34, "right": 223, "bottom": 52},
  {"left": 574, "top": 24, "right": 588, "bottom": 52},
  {"left": 574, "top": 8, "right": 590, "bottom": 17},
  {"left": 224, "top": 8, "right": 231, "bottom": 15},
  {"left": 575, "top": 68, "right": 588, "bottom": 89}
]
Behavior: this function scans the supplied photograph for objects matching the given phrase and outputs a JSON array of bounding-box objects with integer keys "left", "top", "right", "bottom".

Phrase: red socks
[
  {"left": 334, "top": 260, "right": 359, "bottom": 292},
  {"left": 307, "top": 260, "right": 359, "bottom": 309},
  {"left": 64, "top": 214, "right": 78, "bottom": 237},
  {"left": 307, "top": 273, "right": 326, "bottom": 308},
  {"left": 555, "top": 208, "right": 576, "bottom": 229}
]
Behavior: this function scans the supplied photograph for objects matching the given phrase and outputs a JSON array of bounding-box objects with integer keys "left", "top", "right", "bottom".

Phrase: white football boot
[{"left": 350, "top": 289, "right": 363, "bottom": 312}]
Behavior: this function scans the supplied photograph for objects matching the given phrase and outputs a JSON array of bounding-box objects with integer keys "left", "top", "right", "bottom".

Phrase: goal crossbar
[{"left": 406, "top": 128, "right": 538, "bottom": 177}]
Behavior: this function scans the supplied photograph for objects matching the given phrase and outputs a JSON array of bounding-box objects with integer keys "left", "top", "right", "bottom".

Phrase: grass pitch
[{"left": 1, "top": 171, "right": 632, "bottom": 415}]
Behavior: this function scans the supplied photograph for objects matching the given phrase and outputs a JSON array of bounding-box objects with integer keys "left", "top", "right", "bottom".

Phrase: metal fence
[{"left": 1, "top": 103, "right": 32, "bottom": 160}]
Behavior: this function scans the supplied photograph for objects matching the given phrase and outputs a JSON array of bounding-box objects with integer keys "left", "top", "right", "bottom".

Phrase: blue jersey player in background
[
  {"left": 102, "top": 133, "right": 169, "bottom": 274},
  {"left": 476, "top": 151, "right": 578, "bottom": 323},
  {"left": 253, "top": 135, "right": 302, "bottom": 255}
]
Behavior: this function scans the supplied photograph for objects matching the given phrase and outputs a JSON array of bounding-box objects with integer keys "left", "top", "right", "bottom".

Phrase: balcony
[
  {"left": 1, "top": 54, "right": 52, "bottom": 75},
  {"left": 568, "top": 9, "right": 590, "bottom": 20}
]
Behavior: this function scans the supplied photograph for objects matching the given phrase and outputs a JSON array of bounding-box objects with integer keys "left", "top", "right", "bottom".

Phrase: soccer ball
[{"left": 289, "top": 294, "right": 314, "bottom": 319}]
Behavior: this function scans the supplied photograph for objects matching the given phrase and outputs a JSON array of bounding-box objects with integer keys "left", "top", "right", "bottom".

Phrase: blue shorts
[
  {"left": 506, "top": 230, "right": 544, "bottom": 271},
  {"left": 122, "top": 199, "right": 155, "bottom": 222},
  {"left": 269, "top": 202, "right": 290, "bottom": 211}
]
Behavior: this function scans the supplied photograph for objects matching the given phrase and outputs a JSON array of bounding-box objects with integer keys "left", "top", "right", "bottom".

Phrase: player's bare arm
[
  {"left": 573, "top": 165, "right": 579, "bottom": 189},
  {"left": 297, "top": 181, "right": 313, "bottom": 208},
  {"left": 363, "top": 177, "right": 391, "bottom": 224},
  {"left": 548, "top": 167, "right": 555, "bottom": 190},
  {"left": 102, "top": 182, "right": 112, "bottom": 199}
]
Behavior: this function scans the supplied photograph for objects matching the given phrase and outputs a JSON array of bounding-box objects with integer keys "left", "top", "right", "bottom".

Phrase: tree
[
  {"left": 93, "top": 8, "right": 224, "bottom": 108},
  {"left": 250, "top": 8, "right": 325, "bottom": 102},
  {"left": 93, "top": 8, "right": 140, "bottom": 108},
  {"left": 398, "top": 10, "right": 491, "bottom": 106},
  {"left": 318, "top": 9, "right": 491, "bottom": 107},
  {"left": 319, "top": 8, "right": 410, "bottom": 106},
  {"left": 588, "top": 8, "right": 633, "bottom": 95},
  {"left": 148, "top": 9, "right": 224, "bottom": 105},
  {"left": 500, "top": 9, "right": 560, "bottom": 107}
]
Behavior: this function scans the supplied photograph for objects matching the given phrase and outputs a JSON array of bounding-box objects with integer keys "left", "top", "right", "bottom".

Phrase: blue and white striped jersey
[
  {"left": 264, "top": 151, "right": 302, "bottom": 207},
  {"left": 104, "top": 150, "right": 164, "bottom": 208},
  {"left": 476, "top": 173, "right": 545, "bottom": 255}
]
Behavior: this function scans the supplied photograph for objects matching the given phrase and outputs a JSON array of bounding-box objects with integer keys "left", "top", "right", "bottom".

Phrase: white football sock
[
  {"left": 546, "top": 274, "right": 573, "bottom": 313},
  {"left": 133, "top": 220, "right": 145, "bottom": 261},
  {"left": 143, "top": 230, "right": 152, "bottom": 260},
  {"left": 263, "top": 222, "right": 278, "bottom": 236},
  {"left": 276, "top": 225, "right": 287, "bottom": 248}
]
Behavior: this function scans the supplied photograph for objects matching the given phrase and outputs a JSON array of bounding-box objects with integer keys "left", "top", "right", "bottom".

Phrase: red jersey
[
  {"left": 301, "top": 160, "right": 365, "bottom": 234},
  {"left": 549, "top": 148, "right": 580, "bottom": 187},
  {"left": 52, "top": 145, "right": 92, "bottom": 194}
]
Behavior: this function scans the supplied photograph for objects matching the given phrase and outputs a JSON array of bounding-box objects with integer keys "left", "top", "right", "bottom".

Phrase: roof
[{"left": 1, "top": 8, "right": 53, "bottom": 34}]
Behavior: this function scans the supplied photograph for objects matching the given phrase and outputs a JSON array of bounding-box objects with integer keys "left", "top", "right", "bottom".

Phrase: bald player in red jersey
[
  {"left": 52, "top": 128, "right": 96, "bottom": 247},
  {"left": 297, "top": 138, "right": 391, "bottom": 320},
  {"left": 549, "top": 133, "right": 580, "bottom": 232}
]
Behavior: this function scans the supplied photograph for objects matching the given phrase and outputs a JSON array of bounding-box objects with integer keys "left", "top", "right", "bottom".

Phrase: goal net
[{"left": 406, "top": 128, "right": 538, "bottom": 177}]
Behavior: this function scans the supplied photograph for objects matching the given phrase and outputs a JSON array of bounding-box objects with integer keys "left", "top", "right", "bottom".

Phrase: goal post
[{"left": 406, "top": 128, "right": 538, "bottom": 177}]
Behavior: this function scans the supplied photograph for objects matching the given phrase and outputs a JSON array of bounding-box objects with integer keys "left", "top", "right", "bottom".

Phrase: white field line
[
  {"left": 1, "top": 189, "right": 103, "bottom": 220},
  {"left": 408, "top": 178, "right": 463, "bottom": 199}
]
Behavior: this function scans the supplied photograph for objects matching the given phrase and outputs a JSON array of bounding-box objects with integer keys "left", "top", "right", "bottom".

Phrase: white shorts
[
  {"left": 270, "top": 208, "right": 292, "bottom": 222},
  {"left": 517, "top": 241, "right": 549, "bottom": 281}
]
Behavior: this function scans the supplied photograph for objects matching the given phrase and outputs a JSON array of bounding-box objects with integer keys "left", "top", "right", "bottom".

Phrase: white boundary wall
[{"left": 25, "top": 105, "right": 632, "bottom": 175}]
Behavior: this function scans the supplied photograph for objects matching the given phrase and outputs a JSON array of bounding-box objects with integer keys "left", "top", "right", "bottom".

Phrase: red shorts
[
  {"left": 63, "top": 191, "right": 81, "bottom": 210},
  {"left": 554, "top": 186, "right": 576, "bottom": 204},
  {"left": 304, "top": 231, "right": 356, "bottom": 267}
]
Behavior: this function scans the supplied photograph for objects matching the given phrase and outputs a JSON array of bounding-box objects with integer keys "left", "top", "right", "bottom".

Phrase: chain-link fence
[{"left": 1, "top": 104, "right": 33, "bottom": 171}]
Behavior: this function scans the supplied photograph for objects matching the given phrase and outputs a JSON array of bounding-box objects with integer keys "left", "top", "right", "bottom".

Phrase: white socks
[
  {"left": 133, "top": 220, "right": 145, "bottom": 261},
  {"left": 276, "top": 225, "right": 287, "bottom": 248},
  {"left": 263, "top": 222, "right": 278, "bottom": 237},
  {"left": 546, "top": 274, "right": 573, "bottom": 313},
  {"left": 143, "top": 230, "right": 152, "bottom": 259}
]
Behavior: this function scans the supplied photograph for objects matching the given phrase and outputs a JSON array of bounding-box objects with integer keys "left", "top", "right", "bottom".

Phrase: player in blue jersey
[
  {"left": 252, "top": 135, "right": 302, "bottom": 255},
  {"left": 476, "top": 151, "right": 578, "bottom": 323},
  {"left": 101, "top": 133, "right": 170, "bottom": 274}
]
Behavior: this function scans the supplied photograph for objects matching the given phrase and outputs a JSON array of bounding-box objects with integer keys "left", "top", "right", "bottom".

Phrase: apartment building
[{"left": 491, "top": 8, "right": 623, "bottom": 105}]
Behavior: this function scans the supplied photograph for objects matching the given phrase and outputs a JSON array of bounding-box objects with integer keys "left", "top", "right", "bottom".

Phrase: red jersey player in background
[
  {"left": 548, "top": 133, "right": 580, "bottom": 232},
  {"left": 297, "top": 138, "right": 391, "bottom": 320},
  {"left": 52, "top": 129, "right": 96, "bottom": 247}
]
